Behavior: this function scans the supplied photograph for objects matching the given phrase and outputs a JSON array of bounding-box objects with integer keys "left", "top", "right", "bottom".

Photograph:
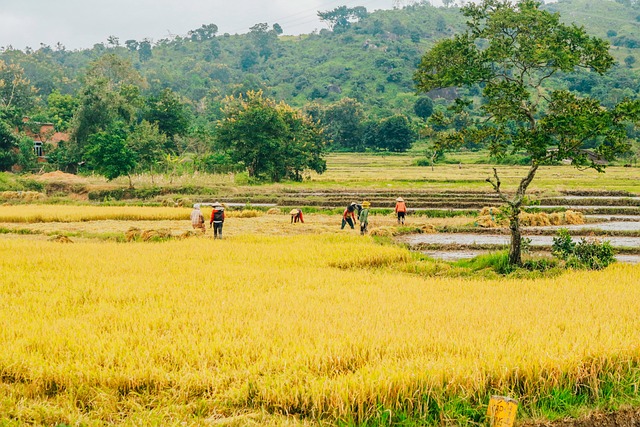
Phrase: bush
[
  {"left": 572, "top": 238, "right": 615, "bottom": 270},
  {"left": 552, "top": 229, "right": 615, "bottom": 270},
  {"left": 551, "top": 228, "right": 575, "bottom": 260}
]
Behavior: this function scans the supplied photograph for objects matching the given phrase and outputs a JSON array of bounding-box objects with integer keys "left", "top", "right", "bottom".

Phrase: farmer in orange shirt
[{"left": 395, "top": 197, "right": 407, "bottom": 225}]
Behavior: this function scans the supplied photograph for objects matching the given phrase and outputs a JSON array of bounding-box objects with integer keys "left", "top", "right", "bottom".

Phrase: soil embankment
[{"left": 524, "top": 408, "right": 640, "bottom": 427}]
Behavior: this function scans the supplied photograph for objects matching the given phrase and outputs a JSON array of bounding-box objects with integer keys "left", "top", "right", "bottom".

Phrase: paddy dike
[
  {"left": 523, "top": 408, "right": 640, "bottom": 427},
  {"left": 215, "top": 190, "right": 640, "bottom": 213}
]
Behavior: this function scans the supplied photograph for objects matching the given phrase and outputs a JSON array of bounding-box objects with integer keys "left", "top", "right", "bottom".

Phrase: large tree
[
  {"left": 415, "top": 0, "right": 640, "bottom": 266},
  {"left": 217, "top": 91, "right": 327, "bottom": 181},
  {"left": 144, "top": 88, "right": 190, "bottom": 151},
  {"left": 0, "top": 116, "right": 18, "bottom": 171},
  {"left": 68, "top": 54, "right": 146, "bottom": 169},
  {"left": 0, "top": 60, "right": 38, "bottom": 125}
]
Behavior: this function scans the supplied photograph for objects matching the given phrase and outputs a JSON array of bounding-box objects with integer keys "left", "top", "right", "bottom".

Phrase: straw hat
[
  {"left": 396, "top": 197, "right": 404, "bottom": 202},
  {"left": 289, "top": 209, "right": 300, "bottom": 215},
  {"left": 193, "top": 203, "right": 201, "bottom": 209},
  {"left": 362, "top": 201, "right": 371, "bottom": 208},
  {"left": 212, "top": 201, "right": 222, "bottom": 207}
]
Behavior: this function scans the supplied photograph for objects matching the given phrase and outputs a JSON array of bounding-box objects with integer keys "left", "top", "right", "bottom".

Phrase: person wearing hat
[
  {"left": 395, "top": 197, "right": 407, "bottom": 225},
  {"left": 290, "top": 208, "right": 304, "bottom": 224},
  {"left": 191, "top": 204, "right": 206, "bottom": 234},
  {"left": 209, "top": 202, "right": 225, "bottom": 239},
  {"left": 359, "top": 201, "right": 371, "bottom": 235}
]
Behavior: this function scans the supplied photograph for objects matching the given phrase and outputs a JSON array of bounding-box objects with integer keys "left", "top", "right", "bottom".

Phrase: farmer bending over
[
  {"left": 191, "top": 204, "right": 206, "bottom": 234},
  {"left": 290, "top": 209, "right": 304, "bottom": 223}
]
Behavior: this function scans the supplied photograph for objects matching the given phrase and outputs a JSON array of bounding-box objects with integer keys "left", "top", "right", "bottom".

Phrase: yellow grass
[
  {"left": 0, "top": 205, "right": 269, "bottom": 224},
  {"left": 0, "top": 205, "right": 192, "bottom": 223},
  {"left": 1, "top": 235, "right": 640, "bottom": 425}
]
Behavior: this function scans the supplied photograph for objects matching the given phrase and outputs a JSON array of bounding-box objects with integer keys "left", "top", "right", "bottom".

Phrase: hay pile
[
  {"left": 140, "top": 229, "right": 172, "bottom": 241},
  {"left": 48, "top": 235, "right": 73, "bottom": 243},
  {"left": 126, "top": 227, "right": 173, "bottom": 242},
  {"left": 476, "top": 207, "right": 585, "bottom": 228},
  {"left": 0, "top": 191, "right": 46, "bottom": 202},
  {"left": 125, "top": 227, "right": 142, "bottom": 241},
  {"left": 179, "top": 230, "right": 199, "bottom": 239},
  {"left": 420, "top": 224, "right": 437, "bottom": 234},
  {"left": 369, "top": 227, "right": 395, "bottom": 237},
  {"left": 227, "top": 209, "right": 263, "bottom": 218},
  {"left": 267, "top": 208, "right": 281, "bottom": 215},
  {"left": 35, "top": 171, "right": 87, "bottom": 183}
]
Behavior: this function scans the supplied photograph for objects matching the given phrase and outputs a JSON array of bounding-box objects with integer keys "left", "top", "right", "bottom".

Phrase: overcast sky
[{"left": 0, "top": 0, "right": 444, "bottom": 51}]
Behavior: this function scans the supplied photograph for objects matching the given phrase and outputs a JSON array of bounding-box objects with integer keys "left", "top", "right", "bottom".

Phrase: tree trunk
[
  {"left": 487, "top": 164, "right": 539, "bottom": 267},
  {"left": 508, "top": 203, "right": 522, "bottom": 266}
]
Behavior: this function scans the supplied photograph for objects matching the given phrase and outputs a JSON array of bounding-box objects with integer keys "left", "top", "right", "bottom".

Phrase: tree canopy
[
  {"left": 216, "top": 91, "right": 327, "bottom": 181},
  {"left": 415, "top": 0, "right": 640, "bottom": 266}
]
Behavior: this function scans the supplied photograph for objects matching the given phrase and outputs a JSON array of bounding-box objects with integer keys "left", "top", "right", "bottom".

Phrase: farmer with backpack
[
  {"left": 210, "top": 202, "right": 225, "bottom": 239},
  {"left": 359, "top": 201, "right": 370, "bottom": 235}
]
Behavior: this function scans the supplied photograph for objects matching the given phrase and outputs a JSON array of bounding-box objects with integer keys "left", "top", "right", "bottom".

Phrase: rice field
[
  {"left": 2, "top": 221, "right": 640, "bottom": 426},
  {"left": 1, "top": 157, "right": 640, "bottom": 426}
]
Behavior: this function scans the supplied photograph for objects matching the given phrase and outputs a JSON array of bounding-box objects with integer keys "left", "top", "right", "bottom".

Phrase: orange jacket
[{"left": 395, "top": 201, "right": 407, "bottom": 213}]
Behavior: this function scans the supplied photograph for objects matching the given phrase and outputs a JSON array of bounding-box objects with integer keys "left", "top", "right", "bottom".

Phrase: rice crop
[
  {"left": 0, "top": 205, "right": 192, "bottom": 223},
  {"left": 0, "top": 205, "right": 268, "bottom": 224},
  {"left": 1, "top": 235, "right": 640, "bottom": 425}
]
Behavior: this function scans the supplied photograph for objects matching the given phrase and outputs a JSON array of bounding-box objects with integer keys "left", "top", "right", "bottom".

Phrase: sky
[{"left": 0, "top": 0, "right": 443, "bottom": 51}]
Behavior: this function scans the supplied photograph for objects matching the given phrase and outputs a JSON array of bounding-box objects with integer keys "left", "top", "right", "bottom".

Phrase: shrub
[
  {"left": 552, "top": 229, "right": 615, "bottom": 270},
  {"left": 572, "top": 238, "right": 615, "bottom": 270},
  {"left": 551, "top": 228, "right": 575, "bottom": 260}
]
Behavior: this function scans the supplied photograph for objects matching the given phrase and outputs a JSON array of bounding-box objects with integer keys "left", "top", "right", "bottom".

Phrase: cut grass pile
[{"left": 476, "top": 207, "right": 585, "bottom": 228}]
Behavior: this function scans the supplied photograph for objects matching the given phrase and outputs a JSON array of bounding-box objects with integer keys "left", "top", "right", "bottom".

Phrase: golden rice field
[
  {"left": 0, "top": 205, "right": 473, "bottom": 241},
  {"left": 2, "top": 220, "right": 640, "bottom": 426}
]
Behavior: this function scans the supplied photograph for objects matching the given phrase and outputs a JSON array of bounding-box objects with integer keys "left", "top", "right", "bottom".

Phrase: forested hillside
[
  {"left": 2, "top": 0, "right": 639, "bottom": 113},
  {"left": 1, "top": 0, "right": 639, "bottom": 178}
]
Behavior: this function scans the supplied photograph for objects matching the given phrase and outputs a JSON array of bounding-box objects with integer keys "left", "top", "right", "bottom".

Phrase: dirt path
[{"left": 523, "top": 408, "right": 640, "bottom": 427}]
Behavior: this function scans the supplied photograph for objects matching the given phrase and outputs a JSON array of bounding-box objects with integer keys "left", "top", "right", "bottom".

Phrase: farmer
[
  {"left": 359, "top": 201, "right": 370, "bottom": 235},
  {"left": 341, "top": 204, "right": 356, "bottom": 230},
  {"left": 209, "top": 202, "right": 225, "bottom": 239},
  {"left": 395, "top": 197, "right": 407, "bottom": 225},
  {"left": 290, "top": 208, "right": 304, "bottom": 223},
  {"left": 190, "top": 204, "right": 205, "bottom": 234}
]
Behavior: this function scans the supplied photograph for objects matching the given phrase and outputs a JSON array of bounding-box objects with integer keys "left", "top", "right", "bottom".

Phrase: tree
[
  {"left": 376, "top": 115, "right": 416, "bottom": 152},
  {"left": 126, "top": 120, "right": 167, "bottom": 183},
  {"left": 318, "top": 6, "right": 368, "bottom": 32},
  {"left": 188, "top": 24, "right": 218, "bottom": 41},
  {"left": 144, "top": 88, "right": 190, "bottom": 151},
  {"left": 249, "top": 23, "right": 279, "bottom": 59},
  {"left": 85, "top": 123, "right": 136, "bottom": 187},
  {"left": 414, "top": 96, "right": 434, "bottom": 120},
  {"left": 72, "top": 54, "right": 145, "bottom": 153},
  {"left": 138, "top": 39, "right": 153, "bottom": 62},
  {"left": 47, "top": 90, "right": 78, "bottom": 132},
  {"left": 0, "top": 116, "right": 18, "bottom": 171},
  {"left": 216, "top": 91, "right": 327, "bottom": 181},
  {"left": 624, "top": 55, "right": 636, "bottom": 68},
  {"left": 0, "top": 60, "right": 38, "bottom": 124},
  {"left": 320, "top": 98, "right": 365, "bottom": 151},
  {"left": 415, "top": 0, "right": 640, "bottom": 266}
]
